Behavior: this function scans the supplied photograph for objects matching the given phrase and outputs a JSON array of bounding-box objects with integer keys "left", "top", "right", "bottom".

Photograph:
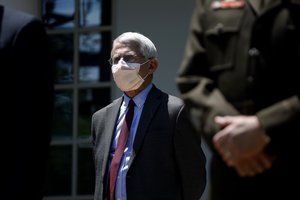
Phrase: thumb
[{"left": 214, "top": 116, "right": 231, "bottom": 128}]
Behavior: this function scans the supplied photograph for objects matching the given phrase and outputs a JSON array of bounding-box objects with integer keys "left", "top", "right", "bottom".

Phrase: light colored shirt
[{"left": 110, "top": 83, "right": 153, "bottom": 200}]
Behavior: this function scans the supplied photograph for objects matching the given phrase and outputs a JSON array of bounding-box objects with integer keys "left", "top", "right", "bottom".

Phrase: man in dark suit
[
  {"left": 176, "top": 0, "right": 300, "bottom": 200},
  {"left": 0, "top": 4, "right": 54, "bottom": 200},
  {"left": 91, "top": 32, "right": 206, "bottom": 200}
]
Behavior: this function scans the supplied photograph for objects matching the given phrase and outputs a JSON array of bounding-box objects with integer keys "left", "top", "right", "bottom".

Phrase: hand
[
  {"left": 212, "top": 115, "right": 270, "bottom": 164},
  {"left": 230, "top": 151, "right": 276, "bottom": 177}
]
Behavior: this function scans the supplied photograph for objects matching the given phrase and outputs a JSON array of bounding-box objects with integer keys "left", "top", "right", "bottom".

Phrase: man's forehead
[{"left": 112, "top": 43, "right": 140, "bottom": 56}]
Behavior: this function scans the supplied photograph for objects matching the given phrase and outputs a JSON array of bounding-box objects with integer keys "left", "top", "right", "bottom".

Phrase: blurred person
[
  {"left": 176, "top": 0, "right": 300, "bottom": 200},
  {"left": 91, "top": 32, "right": 206, "bottom": 200},
  {"left": 0, "top": 4, "right": 54, "bottom": 200}
]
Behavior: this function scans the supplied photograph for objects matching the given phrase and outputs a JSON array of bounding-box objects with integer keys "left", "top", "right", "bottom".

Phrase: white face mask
[{"left": 111, "top": 58, "right": 150, "bottom": 91}]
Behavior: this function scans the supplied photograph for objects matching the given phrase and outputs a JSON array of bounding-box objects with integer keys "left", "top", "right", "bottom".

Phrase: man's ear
[{"left": 149, "top": 58, "right": 158, "bottom": 74}]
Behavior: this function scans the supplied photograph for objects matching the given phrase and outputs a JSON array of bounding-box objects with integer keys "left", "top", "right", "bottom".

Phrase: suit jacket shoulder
[
  {"left": 0, "top": 5, "right": 45, "bottom": 49},
  {"left": 1, "top": 5, "right": 39, "bottom": 28}
]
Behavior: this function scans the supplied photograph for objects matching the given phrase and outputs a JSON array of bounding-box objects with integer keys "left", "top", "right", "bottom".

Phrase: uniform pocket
[{"left": 203, "top": 9, "right": 243, "bottom": 73}]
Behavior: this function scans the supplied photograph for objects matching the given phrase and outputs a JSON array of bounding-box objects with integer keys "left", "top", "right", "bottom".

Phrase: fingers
[
  {"left": 213, "top": 128, "right": 239, "bottom": 162},
  {"left": 213, "top": 117, "right": 235, "bottom": 160},
  {"left": 234, "top": 160, "right": 256, "bottom": 177},
  {"left": 213, "top": 115, "right": 275, "bottom": 177},
  {"left": 214, "top": 116, "right": 232, "bottom": 129},
  {"left": 231, "top": 152, "right": 276, "bottom": 177},
  {"left": 234, "top": 157, "right": 262, "bottom": 177},
  {"left": 213, "top": 115, "right": 271, "bottom": 162}
]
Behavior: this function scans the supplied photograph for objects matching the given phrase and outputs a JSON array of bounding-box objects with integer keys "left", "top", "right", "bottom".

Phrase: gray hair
[{"left": 112, "top": 32, "right": 157, "bottom": 59}]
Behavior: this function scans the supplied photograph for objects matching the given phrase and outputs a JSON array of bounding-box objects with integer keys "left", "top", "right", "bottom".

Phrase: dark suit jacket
[
  {"left": 92, "top": 85, "right": 206, "bottom": 200},
  {"left": 0, "top": 5, "right": 54, "bottom": 200}
]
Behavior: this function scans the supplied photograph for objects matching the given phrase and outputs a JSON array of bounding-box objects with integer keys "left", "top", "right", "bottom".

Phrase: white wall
[{"left": 114, "top": 0, "right": 196, "bottom": 98}]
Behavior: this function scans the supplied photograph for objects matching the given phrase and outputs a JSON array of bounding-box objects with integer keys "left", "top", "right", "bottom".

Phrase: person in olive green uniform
[{"left": 176, "top": 0, "right": 300, "bottom": 200}]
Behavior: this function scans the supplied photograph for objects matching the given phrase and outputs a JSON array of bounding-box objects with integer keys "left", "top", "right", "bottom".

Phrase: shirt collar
[{"left": 123, "top": 83, "right": 153, "bottom": 108}]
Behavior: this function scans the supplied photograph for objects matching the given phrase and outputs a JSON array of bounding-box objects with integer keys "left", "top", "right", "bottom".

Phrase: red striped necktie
[{"left": 109, "top": 99, "right": 135, "bottom": 200}]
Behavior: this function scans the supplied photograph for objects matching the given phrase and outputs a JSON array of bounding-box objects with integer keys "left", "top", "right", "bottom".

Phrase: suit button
[
  {"left": 249, "top": 48, "right": 259, "bottom": 56},
  {"left": 214, "top": 23, "right": 224, "bottom": 34},
  {"left": 247, "top": 76, "right": 254, "bottom": 83}
]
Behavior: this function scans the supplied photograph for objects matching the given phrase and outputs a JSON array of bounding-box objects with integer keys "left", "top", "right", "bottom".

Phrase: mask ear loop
[
  {"left": 125, "top": 58, "right": 153, "bottom": 91},
  {"left": 141, "top": 72, "right": 150, "bottom": 80},
  {"left": 138, "top": 58, "right": 152, "bottom": 80},
  {"left": 140, "top": 59, "right": 151, "bottom": 66}
]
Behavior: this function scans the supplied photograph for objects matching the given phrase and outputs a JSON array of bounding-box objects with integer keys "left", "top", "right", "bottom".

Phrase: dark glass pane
[
  {"left": 77, "top": 145, "right": 95, "bottom": 194},
  {"left": 44, "top": 145, "right": 72, "bottom": 195},
  {"left": 42, "top": 0, "right": 75, "bottom": 29},
  {"left": 52, "top": 90, "right": 73, "bottom": 138},
  {"left": 80, "top": 0, "right": 111, "bottom": 27},
  {"left": 48, "top": 34, "right": 74, "bottom": 84},
  {"left": 78, "top": 88, "right": 110, "bottom": 136},
  {"left": 79, "top": 32, "right": 111, "bottom": 83}
]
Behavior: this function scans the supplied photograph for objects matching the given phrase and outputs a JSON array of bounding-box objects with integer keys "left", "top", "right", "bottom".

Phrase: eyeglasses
[
  {"left": 108, "top": 58, "right": 116, "bottom": 65},
  {"left": 108, "top": 56, "right": 152, "bottom": 65}
]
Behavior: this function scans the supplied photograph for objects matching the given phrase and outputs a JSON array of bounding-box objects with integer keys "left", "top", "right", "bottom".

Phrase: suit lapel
[
  {"left": 101, "top": 97, "right": 123, "bottom": 177},
  {"left": 129, "top": 86, "right": 162, "bottom": 166}
]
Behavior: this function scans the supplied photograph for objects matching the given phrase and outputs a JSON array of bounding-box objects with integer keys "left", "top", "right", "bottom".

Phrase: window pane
[
  {"left": 44, "top": 145, "right": 72, "bottom": 196},
  {"left": 78, "top": 88, "right": 110, "bottom": 136},
  {"left": 40, "top": 0, "right": 113, "bottom": 198},
  {"left": 79, "top": 32, "right": 111, "bottom": 83},
  {"left": 52, "top": 90, "right": 73, "bottom": 138},
  {"left": 77, "top": 145, "right": 95, "bottom": 194},
  {"left": 49, "top": 34, "right": 74, "bottom": 84},
  {"left": 42, "top": 0, "right": 75, "bottom": 29},
  {"left": 80, "top": 0, "right": 111, "bottom": 27}
]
